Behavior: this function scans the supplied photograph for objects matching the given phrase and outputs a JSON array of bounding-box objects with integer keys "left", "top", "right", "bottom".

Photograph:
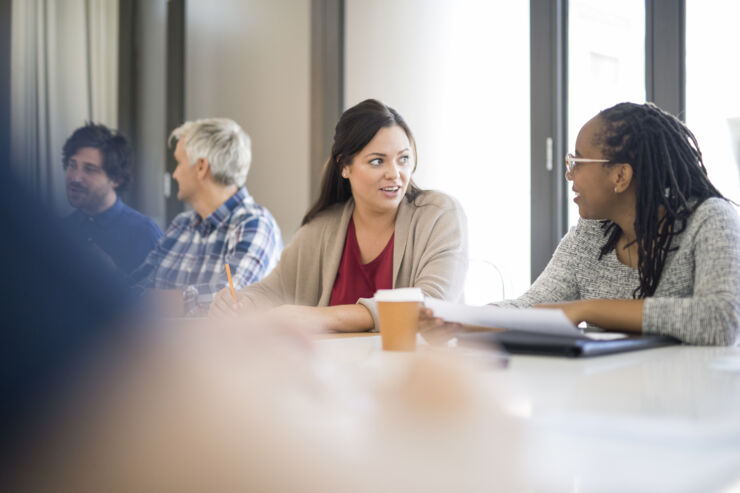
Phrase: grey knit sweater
[{"left": 498, "top": 198, "right": 740, "bottom": 346}]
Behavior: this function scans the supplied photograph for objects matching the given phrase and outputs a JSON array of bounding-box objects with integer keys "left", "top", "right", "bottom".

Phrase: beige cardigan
[{"left": 239, "top": 190, "right": 468, "bottom": 330}]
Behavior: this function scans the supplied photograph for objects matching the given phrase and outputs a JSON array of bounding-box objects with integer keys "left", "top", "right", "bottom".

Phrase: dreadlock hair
[{"left": 595, "top": 102, "right": 725, "bottom": 298}]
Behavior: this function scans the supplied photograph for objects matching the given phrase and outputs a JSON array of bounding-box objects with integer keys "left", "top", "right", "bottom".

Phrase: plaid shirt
[{"left": 129, "top": 187, "right": 282, "bottom": 313}]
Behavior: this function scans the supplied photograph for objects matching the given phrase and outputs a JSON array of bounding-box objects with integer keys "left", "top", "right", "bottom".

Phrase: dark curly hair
[
  {"left": 62, "top": 123, "right": 134, "bottom": 191},
  {"left": 595, "top": 102, "right": 725, "bottom": 298}
]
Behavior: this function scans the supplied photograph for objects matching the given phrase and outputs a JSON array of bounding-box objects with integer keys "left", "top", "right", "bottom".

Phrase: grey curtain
[{"left": 11, "top": 0, "right": 119, "bottom": 214}]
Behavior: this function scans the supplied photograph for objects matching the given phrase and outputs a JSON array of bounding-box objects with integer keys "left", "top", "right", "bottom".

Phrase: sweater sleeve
[
  {"left": 412, "top": 197, "right": 469, "bottom": 301},
  {"left": 642, "top": 203, "right": 740, "bottom": 346},
  {"left": 495, "top": 223, "right": 584, "bottom": 308}
]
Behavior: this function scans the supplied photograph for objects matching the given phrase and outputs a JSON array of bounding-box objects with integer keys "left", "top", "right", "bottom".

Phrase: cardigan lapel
[
  {"left": 318, "top": 199, "right": 355, "bottom": 305},
  {"left": 319, "top": 196, "right": 412, "bottom": 299},
  {"left": 392, "top": 197, "right": 413, "bottom": 288}
]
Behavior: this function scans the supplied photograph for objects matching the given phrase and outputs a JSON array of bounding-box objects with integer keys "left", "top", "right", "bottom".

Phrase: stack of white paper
[{"left": 424, "top": 298, "right": 582, "bottom": 337}]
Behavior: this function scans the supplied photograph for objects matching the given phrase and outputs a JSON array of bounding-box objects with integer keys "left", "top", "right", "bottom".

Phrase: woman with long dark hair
[
  {"left": 211, "top": 99, "right": 468, "bottom": 332},
  {"left": 425, "top": 102, "right": 739, "bottom": 345}
]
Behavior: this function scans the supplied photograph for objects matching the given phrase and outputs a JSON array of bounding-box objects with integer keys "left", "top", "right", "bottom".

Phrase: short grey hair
[{"left": 168, "top": 118, "right": 252, "bottom": 186}]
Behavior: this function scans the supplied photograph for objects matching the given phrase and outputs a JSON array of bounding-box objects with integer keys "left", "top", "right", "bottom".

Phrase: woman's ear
[{"left": 613, "top": 163, "right": 634, "bottom": 193}]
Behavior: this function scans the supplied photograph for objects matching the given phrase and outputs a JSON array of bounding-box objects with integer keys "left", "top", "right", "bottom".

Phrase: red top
[{"left": 329, "top": 218, "right": 394, "bottom": 306}]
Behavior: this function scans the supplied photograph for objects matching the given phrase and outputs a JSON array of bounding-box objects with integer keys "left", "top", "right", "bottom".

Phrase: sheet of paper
[
  {"left": 424, "top": 298, "right": 582, "bottom": 337},
  {"left": 583, "top": 332, "right": 627, "bottom": 341}
]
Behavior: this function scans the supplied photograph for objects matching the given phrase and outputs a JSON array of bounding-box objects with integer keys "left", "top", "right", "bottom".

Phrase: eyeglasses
[{"left": 564, "top": 153, "right": 610, "bottom": 175}]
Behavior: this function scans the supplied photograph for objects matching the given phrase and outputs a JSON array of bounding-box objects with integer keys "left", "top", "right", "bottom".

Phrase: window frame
[{"left": 528, "top": 0, "right": 685, "bottom": 282}]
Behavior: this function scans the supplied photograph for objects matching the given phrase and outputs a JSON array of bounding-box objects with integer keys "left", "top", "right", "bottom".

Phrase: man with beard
[{"left": 62, "top": 123, "right": 162, "bottom": 274}]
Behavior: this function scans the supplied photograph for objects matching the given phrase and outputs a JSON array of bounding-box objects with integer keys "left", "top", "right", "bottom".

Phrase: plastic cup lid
[{"left": 374, "top": 288, "right": 424, "bottom": 302}]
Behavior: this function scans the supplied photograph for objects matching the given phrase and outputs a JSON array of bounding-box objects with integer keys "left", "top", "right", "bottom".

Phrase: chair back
[{"left": 464, "top": 258, "right": 506, "bottom": 306}]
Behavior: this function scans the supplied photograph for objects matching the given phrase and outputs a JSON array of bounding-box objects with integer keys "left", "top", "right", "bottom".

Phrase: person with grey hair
[{"left": 129, "top": 118, "right": 283, "bottom": 315}]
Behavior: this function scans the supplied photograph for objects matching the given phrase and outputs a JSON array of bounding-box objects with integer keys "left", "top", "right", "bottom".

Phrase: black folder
[{"left": 456, "top": 330, "right": 680, "bottom": 358}]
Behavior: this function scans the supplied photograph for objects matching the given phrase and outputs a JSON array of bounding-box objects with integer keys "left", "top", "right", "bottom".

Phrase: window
[
  {"left": 567, "top": 0, "right": 645, "bottom": 227},
  {"left": 686, "top": 0, "right": 740, "bottom": 203}
]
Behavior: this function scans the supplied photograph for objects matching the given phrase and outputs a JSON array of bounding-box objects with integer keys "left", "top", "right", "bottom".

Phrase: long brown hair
[{"left": 302, "top": 99, "right": 422, "bottom": 225}]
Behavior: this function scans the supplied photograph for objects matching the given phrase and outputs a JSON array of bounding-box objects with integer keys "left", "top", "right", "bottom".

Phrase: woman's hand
[
  {"left": 264, "top": 305, "right": 331, "bottom": 336},
  {"left": 537, "top": 299, "right": 644, "bottom": 332},
  {"left": 418, "top": 306, "right": 463, "bottom": 345},
  {"left": 535, "top": 301, "right": 587, "bottom": 326},
  {"left": 209, "top": 287, "right": 248, "bottom": 317},
  {"left": 265, "top": 304, "right": 375, "bottom": 335}
]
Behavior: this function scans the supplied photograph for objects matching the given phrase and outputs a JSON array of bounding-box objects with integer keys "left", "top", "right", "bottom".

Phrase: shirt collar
[{"left": 193, "top": 187, "right": 252, "bottom": 236}]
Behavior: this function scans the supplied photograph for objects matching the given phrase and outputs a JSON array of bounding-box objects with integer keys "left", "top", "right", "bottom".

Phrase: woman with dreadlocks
[{"left": 423, "top": 102, "right": 740, "bottom": 345}]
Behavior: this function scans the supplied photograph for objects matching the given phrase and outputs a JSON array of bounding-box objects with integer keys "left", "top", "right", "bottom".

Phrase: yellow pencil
[{"left": 225, "top": 264, "right": 237, "bottom": 301}]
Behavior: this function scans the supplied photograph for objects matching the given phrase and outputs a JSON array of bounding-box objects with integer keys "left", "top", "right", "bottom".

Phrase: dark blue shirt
[{"left": 63, "top": 198, "right": 163, "bottom": 274}]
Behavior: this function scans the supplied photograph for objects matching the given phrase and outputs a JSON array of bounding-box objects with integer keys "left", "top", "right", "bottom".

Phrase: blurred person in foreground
[
  {"left": 0, "top": 167, "right": 520, "bottom": 493},
  {"left": 129, "top": 118, "right": 283, "bottom": 315},
  {"left": 0, "top": 163, "right": 137, "bottom": 465},
  {"left": 62, "top": 123, "right": 162, "bottom": 274}
]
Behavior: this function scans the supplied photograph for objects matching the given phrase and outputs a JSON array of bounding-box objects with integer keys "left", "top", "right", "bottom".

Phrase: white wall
[
  {"left": 344, "top": 0, "right": 532, "bottom": 300},
  {"left": 686, "top": 0, "right": 740, "bottom": 203},
  {"left": 185, "top": 0, "right": 311, "bottom": 240}
]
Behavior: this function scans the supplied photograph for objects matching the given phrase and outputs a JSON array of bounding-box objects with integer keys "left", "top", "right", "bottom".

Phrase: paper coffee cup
[{"left": 375, "top": 288, "right": 424, "bottom": 351}]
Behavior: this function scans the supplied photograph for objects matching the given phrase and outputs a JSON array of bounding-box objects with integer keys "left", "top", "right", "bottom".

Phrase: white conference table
[{"left": 314, "top": 333, "right": 740, "bottom": 492}]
